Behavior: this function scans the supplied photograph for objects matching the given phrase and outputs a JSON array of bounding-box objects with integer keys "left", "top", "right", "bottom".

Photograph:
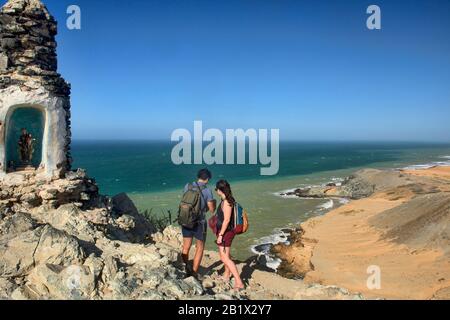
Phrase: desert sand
[{"left": 274, "top": 166, "right": 450, "bottom": 300}]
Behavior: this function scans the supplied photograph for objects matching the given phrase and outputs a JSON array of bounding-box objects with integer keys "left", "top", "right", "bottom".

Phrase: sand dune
[{"left": 274, "top": 167, "right": 450, "bottom": 300}]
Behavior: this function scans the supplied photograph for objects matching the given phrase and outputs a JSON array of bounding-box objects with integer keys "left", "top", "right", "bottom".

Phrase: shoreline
[
  {"left": 272, "top": 165, "right": 450, "bottom": 299},
  {"left": 129, "top": 170, "right": 352, "bottom": 261},
  {"left": 127, "top": 156, "right": 450, "bottom": 264}
]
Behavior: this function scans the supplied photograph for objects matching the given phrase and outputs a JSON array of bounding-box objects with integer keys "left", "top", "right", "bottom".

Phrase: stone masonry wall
[{"left": 0, "top": 0, "right": 72, "bottom": 171}]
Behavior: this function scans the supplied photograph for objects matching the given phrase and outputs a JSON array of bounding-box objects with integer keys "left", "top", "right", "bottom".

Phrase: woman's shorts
[{"left": 217, "top": 230, "right": 236, "bottom": 247}]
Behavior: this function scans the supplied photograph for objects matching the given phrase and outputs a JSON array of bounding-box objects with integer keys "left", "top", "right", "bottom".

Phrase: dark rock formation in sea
[{"left": 279, "top": 169, "right": 396, "bottom": 200}]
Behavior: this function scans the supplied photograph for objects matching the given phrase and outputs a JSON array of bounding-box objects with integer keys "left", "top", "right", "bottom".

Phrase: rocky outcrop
[
  {"left": 271, "top": 228, "right": 316, "bottom": 279},
  {"left": 0, "top": 168, "right": 365, "bottom": 300},
  {"left": 0, "top": 170, "right": 187, "bottom": 300},
  {"left": 280, "top": 170, "right": 377, "bottom": 200},
  {"left": 279, "top": 169, "right": 421, "bottom": 200},
  {"left": 0, "top": 169, "right": 99, "bottom": 212},
  {"left": 0, "top": 169, "right": 283, "bottom": 300},
  {"left": 0, "top": 217, "right": 85, "bottom": 278}
]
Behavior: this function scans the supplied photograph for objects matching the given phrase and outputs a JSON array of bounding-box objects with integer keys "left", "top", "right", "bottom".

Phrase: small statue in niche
[
  {"left": 7, "top": 160, "right": 15, "bottom": 173},
  {"left": 18, "top": 128, "right": 36, "bottom": 167}
]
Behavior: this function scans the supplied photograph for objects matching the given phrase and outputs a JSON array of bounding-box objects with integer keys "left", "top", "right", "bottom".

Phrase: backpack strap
[
  {"left": 195, "top": 182, "right": 208, "bottom": 212},
  {"left": 195, "top": 182, "right": 207, "bottom": 205}
]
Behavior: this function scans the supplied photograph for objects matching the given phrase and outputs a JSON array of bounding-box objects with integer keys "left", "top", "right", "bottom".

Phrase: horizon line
[{"left": 71, "top": 139, "right": 450, "bottom": 145}]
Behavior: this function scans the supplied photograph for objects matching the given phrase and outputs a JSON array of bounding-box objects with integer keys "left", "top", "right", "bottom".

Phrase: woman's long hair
[{"left": 216, "top": 180, "right": 236, "bottom": 206}]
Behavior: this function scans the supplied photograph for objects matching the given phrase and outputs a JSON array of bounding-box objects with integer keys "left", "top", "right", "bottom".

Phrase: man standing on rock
[{"left": 179, "top": 168, "right": 216, "bottom": 279}]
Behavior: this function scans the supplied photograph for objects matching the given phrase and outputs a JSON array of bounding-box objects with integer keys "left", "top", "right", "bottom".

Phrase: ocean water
[{"left": 72, "top": 141, "right": 450, "bottom": 261}]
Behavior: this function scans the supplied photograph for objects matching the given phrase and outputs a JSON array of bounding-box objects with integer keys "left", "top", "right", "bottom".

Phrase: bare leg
[
  {"left": 218, "top": 247, "right": 227, "bottom": 280},
  {"left": 223, "top": 264, "right": 231, "bottom": 281},
  {"left": 182, "top": 237, "right": 193, "bottom": 268},
  {"left": 219, "top": 246, "right": 244, "bottom": 289},
  {"left": 192, "top": 239, "right": 205, "bottom": 274}
]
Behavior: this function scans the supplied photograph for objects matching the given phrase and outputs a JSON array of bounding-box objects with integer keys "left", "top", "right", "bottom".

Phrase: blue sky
[{"left": 13, "top": 0, "right": 450, "bottom": 141}]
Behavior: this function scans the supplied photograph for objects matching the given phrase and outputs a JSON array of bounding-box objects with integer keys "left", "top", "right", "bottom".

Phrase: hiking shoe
[
  {"left": 191, "top": 272, "right": 204, "bottom": 282},
  {"left": 184, "top": 264, "right": 194, "bottom": 277}
]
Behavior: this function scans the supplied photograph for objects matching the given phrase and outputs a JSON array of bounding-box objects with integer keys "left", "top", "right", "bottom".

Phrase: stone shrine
[{"left": 0, "top": 0, "right": 71, "bottom": 179}]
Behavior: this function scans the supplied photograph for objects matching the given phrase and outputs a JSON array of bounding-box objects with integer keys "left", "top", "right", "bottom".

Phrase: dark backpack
[{"left": 177, "top": 183, "right": 206, "bottom": 229}]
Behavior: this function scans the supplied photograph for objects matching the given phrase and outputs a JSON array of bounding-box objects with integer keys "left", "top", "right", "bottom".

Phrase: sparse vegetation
[{"left": 141, "top": 209, "right": 173, "bottom": 232}]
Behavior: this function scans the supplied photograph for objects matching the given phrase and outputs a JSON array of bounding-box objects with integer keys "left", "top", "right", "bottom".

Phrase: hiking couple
[{"left": 178, "top": 168, "right": 246, "bottom": 291}]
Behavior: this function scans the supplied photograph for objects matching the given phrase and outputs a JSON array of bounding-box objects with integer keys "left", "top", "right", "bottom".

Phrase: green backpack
[{"left": 178, "top": 183, "right": 206, "bottom": 229}]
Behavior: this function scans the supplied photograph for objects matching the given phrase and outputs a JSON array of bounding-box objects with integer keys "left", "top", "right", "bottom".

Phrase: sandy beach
[{"left": 273, "top": 166, "right": 450, "bottom": 299}]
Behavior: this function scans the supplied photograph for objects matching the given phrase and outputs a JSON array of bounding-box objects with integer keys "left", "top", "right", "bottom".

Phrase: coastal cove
[
  {"left": 273, "top": 166, "right": 450, "bottom": 299},
  {"left": 72, "top": 141, "right": 450, "bottom": 261}
]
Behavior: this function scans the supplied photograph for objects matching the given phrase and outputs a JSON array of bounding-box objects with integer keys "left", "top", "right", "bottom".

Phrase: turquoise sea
[{"left": 72, "top": 141, "right": 450, "bottom": 261}]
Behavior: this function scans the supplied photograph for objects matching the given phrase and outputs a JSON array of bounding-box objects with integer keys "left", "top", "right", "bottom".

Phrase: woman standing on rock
[{"left": 214, "top": 180, "right": 245, "bottom": 291}]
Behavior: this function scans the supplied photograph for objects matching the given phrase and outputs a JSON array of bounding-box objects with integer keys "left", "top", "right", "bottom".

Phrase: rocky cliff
[
  {"left": 0, "top": 170, "right": 239, "bottom": 300},
  {"left": 0, "top": 169, "right": 366, "bottom": 300}
]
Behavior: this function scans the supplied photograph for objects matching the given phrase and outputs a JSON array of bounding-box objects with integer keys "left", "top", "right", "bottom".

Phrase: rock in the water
[{"left": 281, "top": 169, "right": 378, "bottom": 200}]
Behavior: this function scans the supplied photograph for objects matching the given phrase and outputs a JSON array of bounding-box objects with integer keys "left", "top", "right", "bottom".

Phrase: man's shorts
[{"left": 182, "top": 220, "right": 207, "bottom": 242}]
